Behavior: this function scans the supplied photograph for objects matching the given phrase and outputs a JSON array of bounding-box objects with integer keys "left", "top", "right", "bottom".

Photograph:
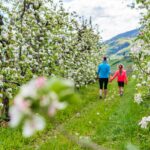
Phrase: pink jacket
[{"left": 112, "top": 70, "right": 127, "bottom": 82}]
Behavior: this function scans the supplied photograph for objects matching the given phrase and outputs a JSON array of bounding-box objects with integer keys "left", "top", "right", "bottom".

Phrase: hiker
[
  {"left": 97, "top": 57, "right": 111, "bottom": 99},
  {"left": 109, "top": 64, "right": 128, "bottom": 96}
]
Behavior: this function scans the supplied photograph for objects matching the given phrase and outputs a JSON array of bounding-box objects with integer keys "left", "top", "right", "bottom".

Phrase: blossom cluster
[
  {"left": 9, "top": 77, "right": 74, "bottom": 137},
  {"left": 131, "top": 0, "right": 150, "bottom": 129},
  {"left": 134, "top": 93, "right": 143, "bottom": 104}
]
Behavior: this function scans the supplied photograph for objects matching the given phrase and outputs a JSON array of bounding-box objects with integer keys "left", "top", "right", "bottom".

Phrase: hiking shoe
[
  {"left": 99, "top": 96, "right": 102, "bottom": 99},
  {"left": 120, "top": 93, "right": 123, "bottom": 96}
]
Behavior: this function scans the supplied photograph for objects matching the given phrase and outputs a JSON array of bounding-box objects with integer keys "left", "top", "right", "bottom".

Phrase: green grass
[
  {"left": 0, "top": 79, "right": 150, "bottom": 150},
  {"left": 109, "top": 58, "right": 132, "bottom": 73}
]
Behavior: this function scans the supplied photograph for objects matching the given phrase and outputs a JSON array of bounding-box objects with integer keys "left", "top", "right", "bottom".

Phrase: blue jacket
[{"left": 97, "top": 61, "right": 110, "bottom": 78}]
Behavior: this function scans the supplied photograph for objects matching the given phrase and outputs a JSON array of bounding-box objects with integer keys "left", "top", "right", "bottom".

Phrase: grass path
[
  {"left": 27, "top": 79, "right": 150, "bottom": 150},
  {"left": 0, "top": 79, "right": 149, "bottom": 150}
]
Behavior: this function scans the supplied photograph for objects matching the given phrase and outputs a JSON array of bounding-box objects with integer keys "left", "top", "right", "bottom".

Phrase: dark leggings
[
  {"left": 118, "top": 81, "right": 124, "bottom": 87},
  {"left": 99, "top": 78, "right": 108, "bottom": 89}
]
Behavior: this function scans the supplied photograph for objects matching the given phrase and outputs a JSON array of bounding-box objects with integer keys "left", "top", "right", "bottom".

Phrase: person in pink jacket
[{"left": 110, "top": 64, "right": 128, "bottom": 96}]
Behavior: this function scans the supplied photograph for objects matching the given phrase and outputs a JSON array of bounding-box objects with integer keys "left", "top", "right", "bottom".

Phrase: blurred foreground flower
[{"left": 9, "top": 77, "right": 74, "bottom": 137}]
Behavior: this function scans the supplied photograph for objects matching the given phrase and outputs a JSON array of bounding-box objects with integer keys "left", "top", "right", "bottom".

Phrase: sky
[{"left": 62, "top": 0, "right": 141, "bottom": 40}]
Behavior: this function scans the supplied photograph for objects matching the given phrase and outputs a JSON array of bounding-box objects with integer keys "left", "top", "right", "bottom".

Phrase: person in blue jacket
[{"left": 97, "top": 57, "right": 110, "bottom": 99}]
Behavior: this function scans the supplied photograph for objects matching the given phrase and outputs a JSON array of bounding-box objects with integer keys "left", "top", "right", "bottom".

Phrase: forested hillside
[{"left": 105, "top": 28, "right": 140, "bottom": 72}]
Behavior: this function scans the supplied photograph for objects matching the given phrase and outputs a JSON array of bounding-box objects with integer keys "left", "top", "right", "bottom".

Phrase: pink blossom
[
  {"left": 35, "top": 77, "right": 46, "bottom": 88},
  {"left": 48, "top": 99, "right": 67, "bottom": 117},
  {"left": 14, "top": 96, "right": 31, "bottom": 113}
]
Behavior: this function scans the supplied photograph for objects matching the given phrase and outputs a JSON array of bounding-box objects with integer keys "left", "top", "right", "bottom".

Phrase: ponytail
[{"left": 118, "top": 64, "right": 123, "bottom": 74}]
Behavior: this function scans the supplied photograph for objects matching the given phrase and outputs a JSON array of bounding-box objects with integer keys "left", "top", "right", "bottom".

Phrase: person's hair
[
  {"left": 118, "top": 64, "right": 123, "bottom": 74},
  {"left": 118, "top": 64, "right": 123, "bottom": 69},
  {"left": 103, "top": 57, "right": 107, "bottom": 61}
]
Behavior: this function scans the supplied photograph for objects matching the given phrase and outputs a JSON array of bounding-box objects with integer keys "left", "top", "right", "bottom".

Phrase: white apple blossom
[
  {"left": 9, "top": 106, "right": 24, "bottom": 127},
  {"left": 132, "top": 75, "right": 136, "bottom": 79},
  {"left": 14, "top": 97, "right": 31, "bottom": 114},
  {"left": 131, "top": 43, "right": 141, "bottom": 54},
  {"left": 0, "top": 94, "right": 3, "bottom": 98},
  {"left": 19, "top": 82, "right": 37, "bottom": 98},
  {"left": 6, "top": 88, "right": 12, "bottom": 93},
  {"left": 23, "top": 115, "right": 45, "bottom": 137},
  {"left": 48, "top": 92, "right": 68, "bottom": 116},
  {"left": 141, "top": 81, "right": 146, "bottom": 85},
  {"left": 0, "top": 81, "right": 3, "bottom": 87},
  {"left": 0, "top": 103, "right": 3, "bottom": 107},
  {"left": 136, "top": 83, "right": 142, "bottom": 87},
  {"left": 147, "top": 62, "right": 150, "bottom": 73},
  {"left": 0, "top": 75, "right": 3, "bottom": 80},
  {"left": 134, "top": 93, "right": 143, "bottom": 104},
  {"left": 2, "top": 32, "right": 8, "bottom": 39},
  {"left": 139, "top": 116, "right": 150, "bottom": 128}
]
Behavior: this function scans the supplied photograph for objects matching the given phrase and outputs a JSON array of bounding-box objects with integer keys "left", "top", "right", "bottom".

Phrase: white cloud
[{"left": 62, "top": 0, "right": 141, "bottom": 40}]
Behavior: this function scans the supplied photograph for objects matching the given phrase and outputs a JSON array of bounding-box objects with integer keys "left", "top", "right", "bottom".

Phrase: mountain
[
  {"left": 105, "top": 28, "right": 139, "bottom": 44},
  {"left": 105, "top": 28, "right": 140, "bottom": 71},
  {"left": 105, "top": 28, "right": 140, "bottom": 57}
]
